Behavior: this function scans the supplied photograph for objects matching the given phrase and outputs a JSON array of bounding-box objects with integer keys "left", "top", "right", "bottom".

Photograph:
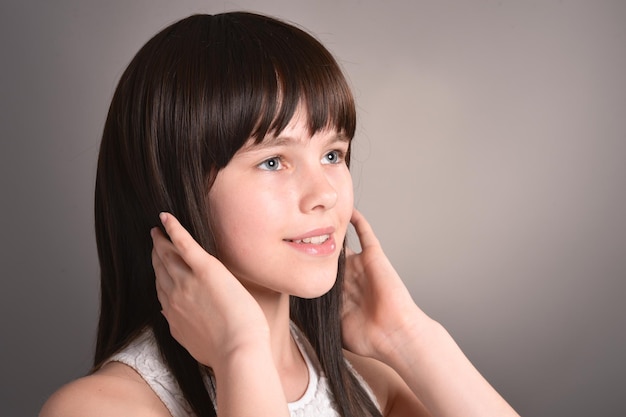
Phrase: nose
[{"left": 298, "top": 165, "right": 338, "bottom": 213}]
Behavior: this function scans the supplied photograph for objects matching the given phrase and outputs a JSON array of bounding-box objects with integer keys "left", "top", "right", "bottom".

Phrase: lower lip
[{"left": 284, "top": 235, "right": 337, "bottom": 256}]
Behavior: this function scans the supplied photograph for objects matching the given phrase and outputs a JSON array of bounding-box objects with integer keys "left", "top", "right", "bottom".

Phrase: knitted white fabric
[{"left": 106, "top": 323, "right": 379, "bottom": 417}]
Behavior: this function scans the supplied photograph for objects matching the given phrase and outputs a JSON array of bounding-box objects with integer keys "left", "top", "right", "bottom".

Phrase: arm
[
  {"left": 342, "top": 209, "right": 519, "bottom": 417},
  {"left": 152, "top": 213, "right": 289, "bottom": 417}
]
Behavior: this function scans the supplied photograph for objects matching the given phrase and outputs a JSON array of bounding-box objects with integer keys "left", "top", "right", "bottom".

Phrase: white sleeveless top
[{"left": 105, "top": 323, "right": 379, "bottom": 417}]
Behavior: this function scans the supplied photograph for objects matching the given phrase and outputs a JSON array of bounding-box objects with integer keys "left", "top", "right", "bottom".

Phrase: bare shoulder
[
  {"left": 344, "top": 350, "right": 432, "bottom": 417},
  {"left": 39, "top": 362, "right": 170, "bottom": 417}
]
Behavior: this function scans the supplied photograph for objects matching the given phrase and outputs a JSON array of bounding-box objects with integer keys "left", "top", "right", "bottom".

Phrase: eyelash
[{"left": 257, "top": 150, "right": 345, "bottom": 171}]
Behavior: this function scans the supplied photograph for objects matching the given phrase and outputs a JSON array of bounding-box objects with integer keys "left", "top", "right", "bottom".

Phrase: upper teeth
[{"left": 294, "top": 234, "right": 330, "bottom": 244}]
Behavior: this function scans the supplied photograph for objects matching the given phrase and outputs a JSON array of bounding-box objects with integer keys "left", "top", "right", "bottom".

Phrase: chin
[{"left": 292, "top": 272, "right": 337, "bottom": 299}]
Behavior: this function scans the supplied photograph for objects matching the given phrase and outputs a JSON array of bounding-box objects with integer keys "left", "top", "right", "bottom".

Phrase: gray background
[{"left": 1, "top": 1, "right": 625, "bottom": 416}]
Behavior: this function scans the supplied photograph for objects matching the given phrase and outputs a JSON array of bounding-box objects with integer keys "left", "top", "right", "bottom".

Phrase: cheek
[
  {"left": 337, "top": 169, "right": 355, "bottom": 218},
  {"left": 210, "top": 207, "right": 254, "bottom": 273},
  {"left": 210, "top": 188, "right": 282, "bottom": 257}
]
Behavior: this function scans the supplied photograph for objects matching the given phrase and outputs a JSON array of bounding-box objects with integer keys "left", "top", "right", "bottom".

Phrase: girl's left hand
[{"left": 342, "top": 209, "right": 424, "bottom": 361}]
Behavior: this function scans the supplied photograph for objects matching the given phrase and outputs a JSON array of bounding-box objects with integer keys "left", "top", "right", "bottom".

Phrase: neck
[
  {"left": 246, "top": 287, "right": 309, "bottom": 402},
  {"left": 245, "top": 287, "right": 300, "bottom": 368}
]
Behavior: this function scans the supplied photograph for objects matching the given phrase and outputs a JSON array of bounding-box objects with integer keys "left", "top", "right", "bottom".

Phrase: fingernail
[{"left": 159, "top": 212, "right": 168, "bottom": 224}]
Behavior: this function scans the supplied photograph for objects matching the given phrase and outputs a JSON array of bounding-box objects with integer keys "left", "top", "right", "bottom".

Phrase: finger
[
  {"left": 154, "top": 271, "right": 170, "bottom": 312},
  {"left": 350, "top": 209, "right": 381, "bottom": 249},
  {"left": 152, "top": 244, "right": 176, "bottom": 314},
  {"left": 151, "top": 225, "right": 176, "bottom": 258},
  {"left": 152, "top": 245, "right": 174, "bottom": 291},
  {"left": 151, "top": 226, "right": 192, "bottom": 281},
  {"left": 159, "top": 212, "right": 212, "bottom": 271}
]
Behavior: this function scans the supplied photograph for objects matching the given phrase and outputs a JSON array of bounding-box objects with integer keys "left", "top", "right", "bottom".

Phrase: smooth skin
[{"left": 40, "top": 110, "right": 519, "bottom": 417}]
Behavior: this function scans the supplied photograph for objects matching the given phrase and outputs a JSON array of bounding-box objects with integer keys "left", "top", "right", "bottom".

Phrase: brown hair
[{"left": 94, "top": 12, "right": 379, "bottom": 417}]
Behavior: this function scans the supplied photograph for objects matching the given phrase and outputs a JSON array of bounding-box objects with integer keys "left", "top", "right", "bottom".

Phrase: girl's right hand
[{"left": 151, "top": 212, "right": 270, "bottom": 367}]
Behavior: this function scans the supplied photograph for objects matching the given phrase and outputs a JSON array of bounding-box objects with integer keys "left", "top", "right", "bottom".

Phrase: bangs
[
  {"left": 193, "top": 12, "right": 356, "bottom": 164},
  {"left": 230, "top": 14, "right": 357, "bottom": 142},
  {"left": 129, "top": 13, "right": 356, "bottom": 170}
]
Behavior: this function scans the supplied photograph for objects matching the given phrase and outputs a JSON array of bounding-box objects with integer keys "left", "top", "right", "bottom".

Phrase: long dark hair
[{"left": 94, "top": 12, "right": 380, "bottom": 417}]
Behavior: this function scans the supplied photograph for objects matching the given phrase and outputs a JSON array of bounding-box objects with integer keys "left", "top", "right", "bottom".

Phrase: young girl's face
[{"left": 208, "top": 107, "right": 354, "bottom": 299}]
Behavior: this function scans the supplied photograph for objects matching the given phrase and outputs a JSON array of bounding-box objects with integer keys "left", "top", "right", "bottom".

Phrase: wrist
[
  {"left": 375, "top": 307, "right": 441, "bottom": 368},
  {"left": 212, "top": 336, "right": 274, "bottom": 378},
  {"left": 211, "top": 335, "right": 290, "bottom": 417}
]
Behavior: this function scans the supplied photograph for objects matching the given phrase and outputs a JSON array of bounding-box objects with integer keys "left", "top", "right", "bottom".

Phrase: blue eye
[
  {"left": 322, "top": 150, "right": 343, "bottom": 165},
  {"left": 258, "top": 157, "right": 282, "bottom": 171}
]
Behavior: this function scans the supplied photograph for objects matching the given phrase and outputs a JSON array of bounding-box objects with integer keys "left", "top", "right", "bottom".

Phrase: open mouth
[{"left": 286, "top": 234, "right": 331, "bottom": 245}]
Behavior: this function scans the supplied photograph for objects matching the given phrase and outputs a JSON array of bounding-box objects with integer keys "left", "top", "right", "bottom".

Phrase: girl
[{"left": 40, "top": 12, "right": 519, "bottom": 417}]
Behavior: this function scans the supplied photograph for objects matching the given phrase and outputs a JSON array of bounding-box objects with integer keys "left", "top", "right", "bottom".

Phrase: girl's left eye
[{"left": 322, "top": 150, "right": 343, "bottom": 165}]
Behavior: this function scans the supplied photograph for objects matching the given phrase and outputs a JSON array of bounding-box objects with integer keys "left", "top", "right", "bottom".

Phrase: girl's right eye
[{"left": 258, "top": 157, "right": 282, "bottom": 171}]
